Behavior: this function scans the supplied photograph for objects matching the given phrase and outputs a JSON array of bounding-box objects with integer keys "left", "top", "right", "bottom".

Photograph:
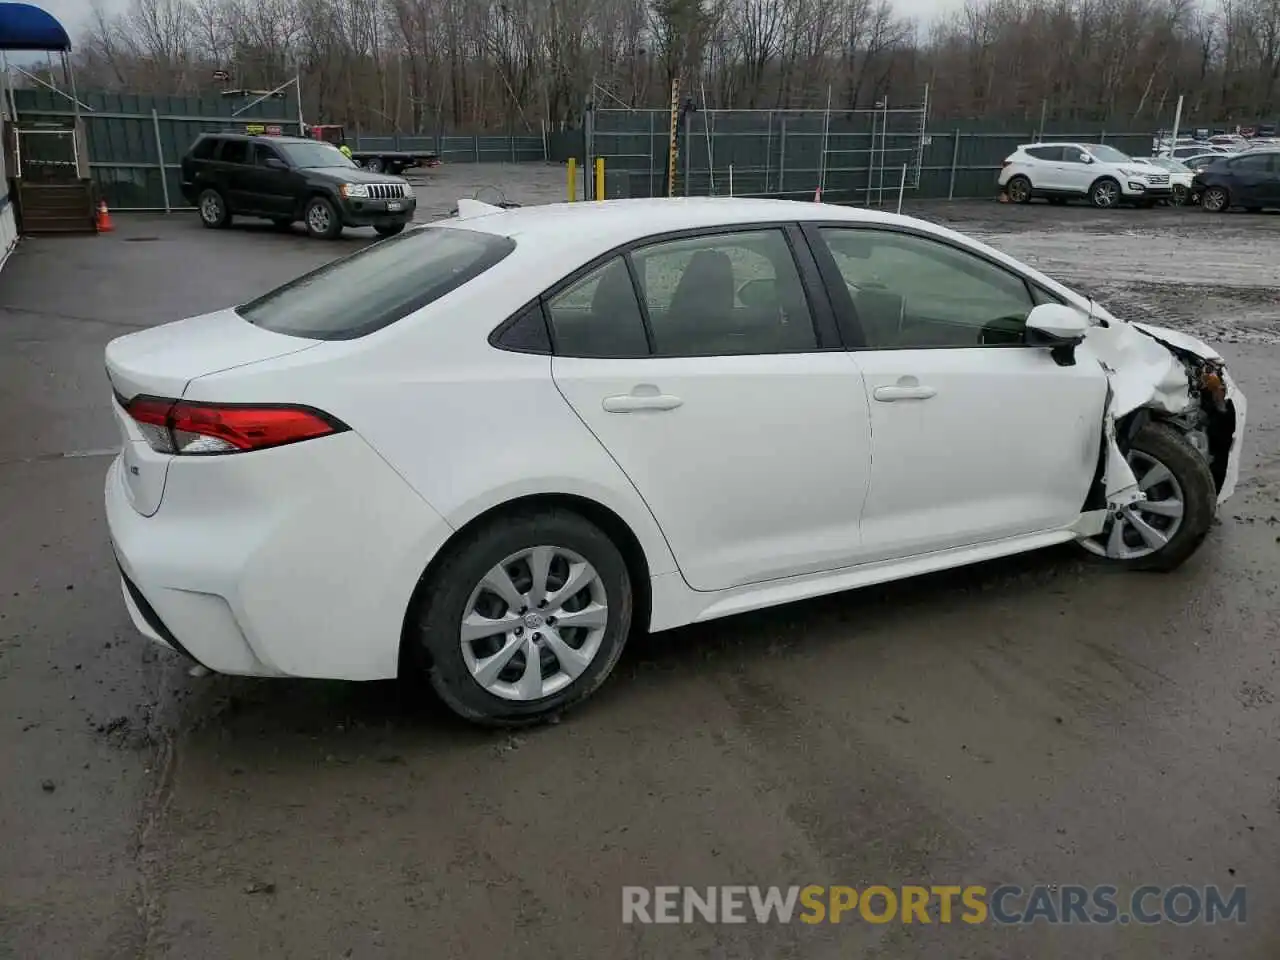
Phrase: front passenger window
[{"left": 820, "top": 228, "right": 1034, "bottom": 348}]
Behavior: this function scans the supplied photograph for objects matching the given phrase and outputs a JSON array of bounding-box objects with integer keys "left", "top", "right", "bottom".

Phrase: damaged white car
[{"left": 104, "top": 198, "right": 1245, "bottom": 725}]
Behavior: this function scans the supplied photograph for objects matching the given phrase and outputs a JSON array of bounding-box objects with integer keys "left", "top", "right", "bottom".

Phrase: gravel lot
[{"left": 3, "top": 177, "right": 1280, "bottom": 959}]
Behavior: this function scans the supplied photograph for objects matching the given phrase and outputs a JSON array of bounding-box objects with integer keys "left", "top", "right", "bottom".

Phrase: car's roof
[
  {"left": 196, "top": 132, "right": 313, "bottom": 144},
  {"left": 444, "top": 197, "right": 906, "bottom": 247}
]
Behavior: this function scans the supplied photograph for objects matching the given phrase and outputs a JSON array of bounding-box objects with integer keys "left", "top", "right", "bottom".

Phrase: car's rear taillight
[{"left": 123, "top": 395, "right": 347, "bottom": 455}]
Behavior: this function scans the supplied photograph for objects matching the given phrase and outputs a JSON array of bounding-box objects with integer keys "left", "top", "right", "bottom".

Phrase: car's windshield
[
  {"left": 276, "top": 141, "right": 355, "bottom": 169},
  {"left": 1088, "top": 145, "right": 1131, "bottom": 163},
  {"left": 238, "top": 227, "right": 516, "bottom": 339}
]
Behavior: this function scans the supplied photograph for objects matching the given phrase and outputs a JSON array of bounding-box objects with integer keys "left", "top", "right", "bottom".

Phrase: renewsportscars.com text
[{"left": 622, "top": 884, "right": 1246, "bottom": 925}]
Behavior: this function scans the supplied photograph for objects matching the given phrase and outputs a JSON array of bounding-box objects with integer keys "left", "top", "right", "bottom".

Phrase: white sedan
[{"left": 104, "top": 198, "right": 1247, "bottom": 725}]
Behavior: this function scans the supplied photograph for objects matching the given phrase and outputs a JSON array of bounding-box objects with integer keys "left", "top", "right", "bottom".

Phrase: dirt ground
[{"left": 2, "top": 180, "right": 1280, "bottom": 959}]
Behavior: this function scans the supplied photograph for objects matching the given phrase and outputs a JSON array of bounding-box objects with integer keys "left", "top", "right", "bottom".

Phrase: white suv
[{"left": 999, "top": 142, "right": 1173, "bottom": 208}]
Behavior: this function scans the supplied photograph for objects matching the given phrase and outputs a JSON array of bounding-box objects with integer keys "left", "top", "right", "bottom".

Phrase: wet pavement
[{"left": 2, "top": 199, "right": 1279, "bottom": 959}]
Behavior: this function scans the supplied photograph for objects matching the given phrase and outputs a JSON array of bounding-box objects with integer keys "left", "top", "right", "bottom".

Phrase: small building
[{"left": 1, "top": 2, "right": 92, "bottom": 273}]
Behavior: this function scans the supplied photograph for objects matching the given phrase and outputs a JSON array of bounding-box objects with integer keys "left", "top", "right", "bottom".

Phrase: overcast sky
[{"left": 20, "top": 0, "right": 953, "bottom": 50}]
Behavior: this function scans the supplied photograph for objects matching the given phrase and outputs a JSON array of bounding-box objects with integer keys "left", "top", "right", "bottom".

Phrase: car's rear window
[{"left": 237, "top": 227, "right": 515, "bottom": 339}]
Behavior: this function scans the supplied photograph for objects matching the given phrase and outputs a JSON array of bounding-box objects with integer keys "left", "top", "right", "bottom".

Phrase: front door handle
[
  {"left": 602, "top": 392, "right": 684, "bottom": 413},
  {"left": 873, "top": 384, "right": 937, "bottom": 402}
]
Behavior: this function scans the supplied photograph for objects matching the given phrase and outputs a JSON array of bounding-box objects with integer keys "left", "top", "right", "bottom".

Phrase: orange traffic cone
[{"left": 96, "top": 199, "right": 114, "bottom": 233}]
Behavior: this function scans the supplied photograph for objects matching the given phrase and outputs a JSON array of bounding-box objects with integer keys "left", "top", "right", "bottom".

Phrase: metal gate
[
  {"left": 14, "top": 126, "right": 79, "bottom": 183},
  {"left": 586, "top": 94, "right": 929, "bottom": 205}
]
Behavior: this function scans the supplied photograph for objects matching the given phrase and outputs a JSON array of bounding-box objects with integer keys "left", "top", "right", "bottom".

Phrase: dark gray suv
[{"left": 179, "top": 133, "right": 417, "bottom": 239}]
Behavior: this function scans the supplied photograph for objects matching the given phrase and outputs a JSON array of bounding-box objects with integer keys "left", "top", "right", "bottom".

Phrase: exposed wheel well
[{"left": 398, "top": 493, "right": 653, "bottom": 676}]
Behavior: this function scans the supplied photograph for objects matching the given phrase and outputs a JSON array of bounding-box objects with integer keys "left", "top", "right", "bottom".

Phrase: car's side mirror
[
  {"left": 265, "top": 157, "right": 288, "bottom": 171},
  {"left": 1026, "top": 303, "right": 1089, "bottom": 366},
  {"left": 1081, "top": 154, "right": 1095, "bottom": 164}
]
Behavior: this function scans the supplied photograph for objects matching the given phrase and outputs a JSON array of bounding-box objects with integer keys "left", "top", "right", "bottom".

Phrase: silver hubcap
[
  {"left": 460, "top": 546, "right": 609, "bottom": 701},
  {"left": 1094, "top": 182, "right": 1118, "bottom": 207},
  {"left": 1082, "top": 450, "right": 1186, "bottom": 560},
  {"left": 308, "top": 204, "right": 330, "bottom": 233},
  {"left": 200, "top": 194, "right": 221, "bottom": 222},
  {"left": 1010, "top": 180, "right": 1029, "bottom": 201},
  {"left": 1205, "top": 189, "right": 1225, "bottom": 211}
]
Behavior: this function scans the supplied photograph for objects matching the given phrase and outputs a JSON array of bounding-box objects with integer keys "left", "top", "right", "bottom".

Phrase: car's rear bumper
[{"left": 105, "top": 431, "right": 454, "bottom": 680}]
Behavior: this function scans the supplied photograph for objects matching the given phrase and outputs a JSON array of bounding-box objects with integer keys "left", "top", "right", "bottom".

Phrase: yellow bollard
[
  {"left": 595, "top": 157, "right": 605, "bottom": 201},
  {"left": 567, "top": 157, "right": 577, "bottom": 202}
]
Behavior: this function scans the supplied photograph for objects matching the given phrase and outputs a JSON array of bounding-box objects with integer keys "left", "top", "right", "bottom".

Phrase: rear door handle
[
  {"left": 602, "top": 393, "right": 684, "bottom": 413},
  {"left": 873, "top": 385, "right": 937, "bottom": 402}
]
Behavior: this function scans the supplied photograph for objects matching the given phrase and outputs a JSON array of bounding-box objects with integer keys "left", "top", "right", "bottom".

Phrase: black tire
[
  {"left": 1081, "top": 421, "right": 1216, "bottom": 572},
  {"left": 1090, "top": 177, "right": 1121, "bottom": 208},
  {"left": 1006, "top": 175, "right": 1033, "bottom": 204},
  {"left": 365, "top": 157, "right": 385, "bottom": 174},
  {"left": 1171, "top": 184, "right": 1189, "bottom": 206},
  {"left": 303, "top": 196, "right": 343, "bottom": 239},
  {"left": 374, "top": 223, "right": 405, "bottom": 237},
  {"left": 197, "top": 188, "right": 231, "bottom": 229},
  {"left": 411, "top": 508, "right": 634, "bottom": 726},
  {"left": 1202, "top": 185, "right": 1229, "bottom": 212}
]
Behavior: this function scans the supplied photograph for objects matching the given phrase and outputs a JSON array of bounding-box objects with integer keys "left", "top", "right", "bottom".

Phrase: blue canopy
[{"left": 0, "top": 3, "right": 70, "bottom": 51}]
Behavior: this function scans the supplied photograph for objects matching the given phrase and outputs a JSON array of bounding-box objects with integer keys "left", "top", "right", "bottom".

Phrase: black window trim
[
  {"left": 800, "top": 220, "right": 1049, "bottom": 351},
  {"left": 488, "top": 220, "right": 844, "bottom": 359}
]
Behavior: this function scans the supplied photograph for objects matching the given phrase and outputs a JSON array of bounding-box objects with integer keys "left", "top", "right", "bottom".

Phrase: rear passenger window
[
  {"left": 545, "top": 257, "right": 649, "bottom": 358},
  {"left": 219, "top": 139, "right": 248, "bottom": 164},
  {"left": 190, "top": 137, "right": 218, "bottom": 160},
  {"left": 631, "top": 229, "right": 817, "bottom": 356},
  {"left": 1026, "top": 146, "right": 1063, "bottom": 161}
]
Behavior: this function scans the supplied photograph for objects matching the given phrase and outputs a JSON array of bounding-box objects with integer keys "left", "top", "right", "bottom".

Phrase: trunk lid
[{"left": 105, "top": 308, "right": 320, "bottom": 516}]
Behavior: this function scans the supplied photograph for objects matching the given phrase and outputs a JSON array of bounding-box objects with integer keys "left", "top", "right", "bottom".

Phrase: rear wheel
[
  {"left": 197, "top": 188, "right": 231, "bottom": 229},
  {"left": 412, "top": 509, "right": 634, "bottom": 726},
  {"left": 1079, "top": 422, "right": 1216, "bottom": 572},
  {"left": 1202, "top": 186, "right": 1229, "bottom": 212},
  {"left": 374, "top": 223, "right": 405, "bottom": 237},
  {"left": 1006, "top": 176, "right": 1032, "bottom": 204},
  {"left": 304, "top": 196, "right": 342, "bottom": 239},
  {"left": 365, "top": 157, "right": 385, "bottom": 174}
]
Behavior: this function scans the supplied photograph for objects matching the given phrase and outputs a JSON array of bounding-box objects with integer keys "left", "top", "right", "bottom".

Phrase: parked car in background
[
  {"left": 1194, "top": 149, "right": 1280, "bottom": 212},
  {"left": 1141, "top": 157, "right": 1195, "bottom": 204},
  {"left": 1208, "top": 134, "right": 1248, "bottom": 151},
  {"left": 1180, "top": 152, "right": 1230, "bottom": 175},
  {"left": 1164, "top": 144, "right": 1231, "bottom": 161},
  {"left": 102, "top": 198, "right": 1246, "bottom": 725},
  {"left": 180, "top": 133, "right": 417, "bottom": 240},
  {"left": 1000, "top": 143, "right": 1172, "bottom": 207}
]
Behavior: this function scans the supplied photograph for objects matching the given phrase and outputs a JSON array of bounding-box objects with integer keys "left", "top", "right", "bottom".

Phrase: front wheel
[
  {"left": 1079, "top": 422, "right": 1216, "bottom": 571},
  {"left": 365, "top": 157, "right": 385, "bottom": 174},
  {"left": 412, "top": 509, "right": 634, "bottom": 726},
  {"left": 374, "top": 223, "right": 405, "bottom": 237},
  {"left": 1090, "top": 178, "right": 1121, "bottom": 208},
  {"left": 1170, "top": 184, "right": 1189, "bottom": 206},
  {"left": 1202, "top": 186, "right": 1229, "bottom": 212},
  {"left": 304, "top": 196, "right": 343, "bottom": 239}
]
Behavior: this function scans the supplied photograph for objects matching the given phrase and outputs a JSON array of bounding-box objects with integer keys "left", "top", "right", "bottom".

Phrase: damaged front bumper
[{"left": 1071, "top": 316, "right": 1246, "bottom": 542}]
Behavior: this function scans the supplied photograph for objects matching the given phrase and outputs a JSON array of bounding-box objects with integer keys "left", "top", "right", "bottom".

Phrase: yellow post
[
  {"left": 567, "top": 157, "right": 577, "bottom": 202},
  {"left": 594, "top": 157, "right": 605, "bottom": 201}
]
